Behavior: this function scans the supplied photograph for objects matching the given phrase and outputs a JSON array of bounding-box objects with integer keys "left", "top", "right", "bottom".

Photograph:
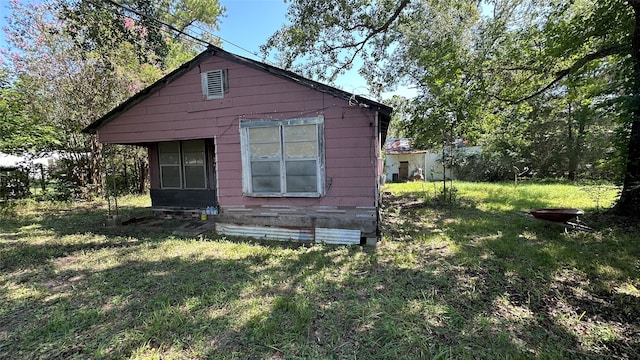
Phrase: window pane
[
  {"left": 251, "top": 142, "right": 280, "bottom": 158},
  {"left": 251, "top": 161, "right": 280, "bottom": 175},
  {"left": 160, "top": 153, "right": 180, "bottom": 164},
  {"left": 183, "top": 140, "right": 205, "bottom": 168},
  {"left": 161, "top": 165, "right": 181, "bottom": 188},
  {"left": 286, "top": 175, "right": 317, "bottom": 192},
  {"left": 159, "top": 141, "right": 180, "bottom": 153},
  {"left": 183, "top": 152, "right": 204, "bottom": 165},
  {"left": 182, "top": 140, "right": 204, "bottom": 153},
  {"left": 251, "top": 161, "right": 280, "bottom": 192},
  {"left": 286, "top": 160, "right": 316, "bottom": 175},
  {"left": 284, "top": 124, "right": 315, "bottom": 141},
  {"left": 285, "top": 141, "right": 317, "bottom": 158},
  {"left": 249, "top": 127, "right": 279, "bottom": 142},
  {"left": 252, "top": 176, "right": 281, "bottom": 192},
  {"left": 159, "top": 142, "right": 180, "bottom": 165},
  {"left": 286, "top": 160, "right": 317, "bottom": 192},
  {"left": 184, "top": 166, "right": 205, "bottom": 189}
]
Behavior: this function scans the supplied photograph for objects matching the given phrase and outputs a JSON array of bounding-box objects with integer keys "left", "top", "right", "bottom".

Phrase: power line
[
  {"left": 104, "top": 0, "right": 264, "bottom": 60},
  {"left": 87, "top": 0, "right": 205, "bottom": 50},
  {"left": 104, "top": 0, "right": 213, "bottom": 48},
  {"left": 148, "top": 3, "right": 261, "bottom": 58}
]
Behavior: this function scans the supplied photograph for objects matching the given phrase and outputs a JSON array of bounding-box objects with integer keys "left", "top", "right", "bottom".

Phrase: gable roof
[{"left": 83, "top": 45, "right": 392, "bottom": 135}]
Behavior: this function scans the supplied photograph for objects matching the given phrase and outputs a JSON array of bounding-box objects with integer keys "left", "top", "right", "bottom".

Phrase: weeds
[
  {"left": 580, "top": 181, "right": 619, "bottom": 212},
  {"left": 1, "top": 183, "right": 638, "bottom": 359}
]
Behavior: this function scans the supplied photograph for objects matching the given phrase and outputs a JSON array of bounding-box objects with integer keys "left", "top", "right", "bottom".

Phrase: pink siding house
[{"left": 84, "top": 46, "right": 391, "bottom": 245}]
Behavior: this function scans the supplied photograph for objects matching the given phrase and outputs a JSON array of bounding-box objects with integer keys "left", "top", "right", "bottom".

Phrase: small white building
[{"left": 384, "top": 139, "right": 480, "bottom": 182}]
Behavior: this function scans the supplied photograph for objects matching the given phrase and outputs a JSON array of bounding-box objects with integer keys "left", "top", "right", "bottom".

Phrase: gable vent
[{"left": 201, "top": 70, "right": 226, "bottom": 99}]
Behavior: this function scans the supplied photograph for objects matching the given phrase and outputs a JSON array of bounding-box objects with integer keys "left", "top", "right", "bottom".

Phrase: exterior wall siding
[{"left": 101, "top": 56, "right": 380, "bottom": 210}]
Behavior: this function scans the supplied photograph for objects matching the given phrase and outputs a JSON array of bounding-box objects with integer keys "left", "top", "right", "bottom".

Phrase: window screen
[{"left": 159, "top": 141, "right": 181, "bottom": 188}]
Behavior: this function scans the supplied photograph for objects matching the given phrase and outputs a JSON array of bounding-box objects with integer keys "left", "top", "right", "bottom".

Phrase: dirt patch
[{"left": 172, "top": 220, "right": 214, "bottom": 236}]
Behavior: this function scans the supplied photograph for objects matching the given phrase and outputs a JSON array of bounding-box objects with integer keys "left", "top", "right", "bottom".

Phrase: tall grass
[
  {"left": 389, "top": 180, "right": 619, "bottom": 212},
  {"left": 1, "top": 182, "right": 638, "bottom": 359}
]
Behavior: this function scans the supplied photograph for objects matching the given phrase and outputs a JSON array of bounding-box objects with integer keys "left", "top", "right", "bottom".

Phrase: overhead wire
[
  {"left": 104, "top": 0, "right": 212, "bottom": 47},
  {"left": 100, "top": 0, "right": 266, "bottom": 61},
  {"left": 149, "top": 4, "right": 262, "bottom": 58},
  {"left": 83, "top": 0, "right": 347, "bottom": 93},
  {"left": 84, "top": 0, "right": 205, "bottom": 50}
]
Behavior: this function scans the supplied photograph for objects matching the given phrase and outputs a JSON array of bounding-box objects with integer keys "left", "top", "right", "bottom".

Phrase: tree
[
  {"left": 3, "top": 0, "right": 223, "bottom": 196},
  {"left": 60, "top": 0, "right": 224, "bottom": 69},
  {"left": 618, "top": 0, "right": 640, "bottom": 215},
  {"left": 263, "top": 0, "right": 640, "bottom": 216},
  {"left": 0, "top": 74, "right": 61, "bottom": 154}
]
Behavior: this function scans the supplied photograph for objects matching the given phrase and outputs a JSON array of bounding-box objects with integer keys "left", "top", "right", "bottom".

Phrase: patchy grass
[{"left": 1, "top": 182, "right": 638, "bottom": 359}]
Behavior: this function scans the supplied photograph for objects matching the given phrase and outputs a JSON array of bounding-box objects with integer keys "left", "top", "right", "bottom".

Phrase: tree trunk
[
  {"left": 616, "top": 1, "right": 640, "bottom": 216},
  {"left": 567, "top": 101, "right": 577, "bottom": 181},
  {"left": 123, "top": 160, "right": 128, "bottom": 192},
  {"left": 617, "top": 117, "right": 640, "bottom": 216}
]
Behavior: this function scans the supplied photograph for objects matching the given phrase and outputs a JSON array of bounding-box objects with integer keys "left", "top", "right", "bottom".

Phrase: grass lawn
[{"left": 1, "top": 182, "right": 638, "bottom": 359}]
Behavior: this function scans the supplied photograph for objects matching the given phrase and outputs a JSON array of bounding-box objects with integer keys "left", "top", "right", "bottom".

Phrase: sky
[{"left": 0, "top": 0, "right": 414, "bottom": 100}]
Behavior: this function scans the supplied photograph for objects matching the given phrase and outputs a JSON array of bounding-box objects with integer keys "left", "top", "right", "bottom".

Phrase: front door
[{"left": 399, "top": 161, "right": 409, "bottom": 181}]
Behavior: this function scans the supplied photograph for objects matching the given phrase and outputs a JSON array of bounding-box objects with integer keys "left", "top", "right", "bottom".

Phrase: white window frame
[
  {"left": 158, "top": 140, "right": 207, "bottom": 190},
  {"left": 240, "top": 116, "right": 325, "bottom": 197},
  {"left": 201, "top": 69, "right": 227, "bottom": 100},
  {"left": 181, "top": 140, "right": 207, "bottom": 190},
  {"left": 159, "top": 141, "right": 182, "bottom": 189}
]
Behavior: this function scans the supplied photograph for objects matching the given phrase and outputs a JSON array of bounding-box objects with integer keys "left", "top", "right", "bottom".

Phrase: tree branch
[
  {"left": 494, "top": 44, "right": 628, "bottom": 104},
  {"left": 326, "top": 0, "right": 411, "bottom": 78},
  {"left": 370, "top": 0, "right": 411, "bottom": 37}
]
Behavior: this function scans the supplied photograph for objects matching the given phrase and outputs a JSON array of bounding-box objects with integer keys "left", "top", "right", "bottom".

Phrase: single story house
[
  {"left": 384, "top": 138, "right": 480, "bottom": 181},
  {"left": 83, "top": 46, "right": 392, "bottom": 245}
]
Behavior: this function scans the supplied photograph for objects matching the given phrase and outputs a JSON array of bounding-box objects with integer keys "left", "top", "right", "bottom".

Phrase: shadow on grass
[
  {"left": 1, "top": 194, "right": 638, "bottom": 359},
  {"left": 2, "top": 255, "right": 252, "bottom": 358},
  {"left": 1, "top": 236, "right": 365, "bottom": 358},
  {"left": 0, "top": 204, "right": 176, "bottom": 273},
  {"left": 382, "top": 190, "right": 639, "bottom": 359}
]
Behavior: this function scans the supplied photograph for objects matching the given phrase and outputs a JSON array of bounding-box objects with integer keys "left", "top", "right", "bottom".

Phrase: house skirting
[{"left": 215, "top": 205, "right": 378, "bottom": 245}]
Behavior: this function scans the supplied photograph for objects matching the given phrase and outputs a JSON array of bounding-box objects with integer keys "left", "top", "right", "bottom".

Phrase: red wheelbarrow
[{"left": 529, "top": 208, "right": 592, "bottom": 231}]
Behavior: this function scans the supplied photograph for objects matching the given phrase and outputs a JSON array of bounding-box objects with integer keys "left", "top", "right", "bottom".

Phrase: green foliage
[
  {"left": 450, "top": 153, "right": 511, "bottom": 182},
  {"left": 103, "top": 144, "right": 149, "bottom": 196},
  {"left": 0, "top": 77, "right": 61, "bottom": 154},
  {"left": 0, "top": 199, "right": 17, "bottom": 218},
  {"left": 0, "top": 167, "right": 31, "bottom": 200},
  {"left": 60, "top": 0, "right": 224, "bottom": 69},
  {"left": 46, "top": 162, "right": 84, "bottom": 201},
  {"left": 385, "top": 96, "right": 411, "bottom": 139},
  {"left": 2, "top": 0, "right": 223, "bottom": 197},
  {"left": 264, "top": 0, "right": 638, "bottom": 203}
]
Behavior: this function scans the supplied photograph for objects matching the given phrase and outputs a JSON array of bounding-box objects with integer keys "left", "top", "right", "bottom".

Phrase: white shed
[{"left": 384, "top": 139, "right": 480, "bottom": 182}]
